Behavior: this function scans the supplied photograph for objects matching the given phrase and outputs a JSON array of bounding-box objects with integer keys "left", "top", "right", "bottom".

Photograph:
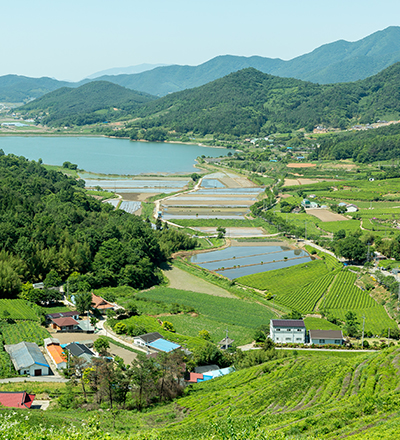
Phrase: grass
[
  {"left": 0, "top": 321, "right": 50, "bottom": 346},
  {"left": 303, "top": 317, "right": 341, "bottom": 330},
  {"left": 320, "top": 220, "right": 361, "bottom": 234},
  {"left": 171, "top": 217, "right": 277, "bottom": 233},
  {"left": 136, "top": 287, "right": 275, "bottom": 345},
  {"left": 237, "top": 259, "right": 329, "bottom": 293}
]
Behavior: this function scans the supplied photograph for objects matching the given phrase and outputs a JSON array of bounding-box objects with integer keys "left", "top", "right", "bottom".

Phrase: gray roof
[
  {"left": 65, "top": 342, "right": 94, "bottom": 358},
  {"left": 44, "top": 338, "right": 60, "bottom": 346},
  {"left": 77, "top": 320, "right": 95, "bottom": 331},
  {"left": 46, "top": 311, "right": 79, "bottom": 320},
  {"left": 271, "top": 319, "right": 305, "bottom": 328},
  {"left": 194, "top": 364, "right": 220, "bottom": 374},
  {"left": 309, "top": 329, "right": 343, "bottom": 340},
  {"left": 5, "top": 342, "right": 49, "bottom": 371},
  {"left": 218, "top": 337, "right": 235, "bottom": 346},
  {"left": 134, "top": 332, "right": 163, "bottom": 344}
]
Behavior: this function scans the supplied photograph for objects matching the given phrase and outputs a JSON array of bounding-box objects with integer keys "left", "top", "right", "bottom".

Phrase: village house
[
  {"left": 51, "top": 316, "right": 79, "bottom": 332},
  {"left": 44, "top": 338, "right": 67, "bottom": 369},
  {"left": 309, "top": 329, "right": 344, "bottom": 346},
  {"left": 270, "top": 319, "right": 306, "bottom": 344},
  {"left": 91, "top": 293, "right": 114, "bottom": 313},
  {"left": 0, "top": 391, "right": 35, "bottom": 409}
]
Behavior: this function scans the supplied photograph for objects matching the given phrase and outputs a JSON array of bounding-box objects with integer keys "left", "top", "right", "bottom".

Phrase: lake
[{"left": 0, "top": 136, "right": 229, "bottom": 175}]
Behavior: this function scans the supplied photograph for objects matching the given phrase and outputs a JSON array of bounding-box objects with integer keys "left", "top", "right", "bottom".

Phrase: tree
[
  {"left": 162, "top": 321, "right": 175, "bottom": 332},
  {"left": 93, "top": 336, "right": 110, "bottom": 355},
  {"left": 344, "top": 311, "right": 359, "bottom": 337},
  {"left": 44, "top": 269, "right": 62, "bottom": 288},
  {"left": 130, "top": 354, "right": 159, "bottom": 411},
  {"left": 216, "top": 226, "right": 226, "bottom": 239},
  {"left": 198, "top": 329, "right": 211, "bottom": 341},
  {"left": 74, "top": 291, "right": 92, "bottom": 315},
  {"left": 336, "top": 236, "right": 367, "bottom": 262}
]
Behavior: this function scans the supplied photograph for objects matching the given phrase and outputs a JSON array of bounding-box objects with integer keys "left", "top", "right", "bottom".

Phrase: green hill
[
  {"left": 133, "top": 62, "right": 400, "bottom": 136},
  {"left": 21, "top": 81, "right": 156, "bottom": 126},
  {"left": 3, "top": 348, "right": 400, "bottom": 438}
]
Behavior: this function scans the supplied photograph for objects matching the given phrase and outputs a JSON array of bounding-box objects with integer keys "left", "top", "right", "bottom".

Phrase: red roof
[
  {"left": 186, "top": 373, "right": 204, "bottom": 383},
  {"left": 52, "top": 317, "right": 79, "bottom": 327},
  {"left": 0, "top": 392, "right": 35, "bottom": 409}
]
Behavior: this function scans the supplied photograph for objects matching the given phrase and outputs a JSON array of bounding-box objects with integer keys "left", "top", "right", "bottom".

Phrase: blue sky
[{"left": 2, "top": 0, "right": 400, "bottom": 81}]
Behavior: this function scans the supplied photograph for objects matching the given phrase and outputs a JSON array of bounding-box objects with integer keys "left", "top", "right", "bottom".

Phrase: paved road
[{"left": 0, "top": 376, "right": 68, "bottom": 383}]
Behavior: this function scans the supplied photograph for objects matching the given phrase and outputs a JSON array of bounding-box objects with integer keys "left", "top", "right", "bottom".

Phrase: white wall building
[{"left": 269, "top": 319, "right": 306, "bottom": 344}]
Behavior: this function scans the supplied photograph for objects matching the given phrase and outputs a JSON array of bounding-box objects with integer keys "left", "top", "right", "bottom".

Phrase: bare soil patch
[
  {"left": 162, "top": 264, "right": 234, "bottom": 298},
  {"left": 284, "top": 179, "right": 300, "bottom": 186},
  {"left": 193, "top": 227, "right": 268, "bottom": 237},
  {"left": 287, "top": 163, "right": 316, "bottom": 168},
  {"left": 307, "top": 209, "right": 348, "bottom": 222}
]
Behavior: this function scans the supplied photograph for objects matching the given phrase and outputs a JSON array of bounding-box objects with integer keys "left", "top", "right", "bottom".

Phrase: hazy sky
[{"left": 2, "top": 0, "right": 400, "bottom": 81}]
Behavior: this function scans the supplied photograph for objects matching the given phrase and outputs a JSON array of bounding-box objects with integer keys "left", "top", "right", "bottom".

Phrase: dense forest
[
  {"left": 0, "top": 152, "right": 196, "bottom": 298},
  {"left": 311, "top": 121, "right": 400, "bottom": 163},
  {"left": 21, "top": 81, "right": 156, "bottom": 127},
  {"left": 133, "top": 63, "right": 400, "bottom": 136}
]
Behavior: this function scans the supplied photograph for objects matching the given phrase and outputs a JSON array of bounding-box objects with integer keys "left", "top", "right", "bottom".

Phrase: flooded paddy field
[
  {"left": 160, "top": 171, "right": 265, "bottom": 222},
  {"left": 190, "top": 243, "right": 311, "bottom": 279}
]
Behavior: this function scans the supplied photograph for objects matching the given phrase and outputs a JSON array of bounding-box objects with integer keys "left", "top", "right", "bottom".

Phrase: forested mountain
[
  {"left": 0, "top": 75, "right": 80, "bottom": 103},
  {"left": 0, "top": 152, "right": 195, "bottom": 298},
  {"left": 86, "top": 63, "right": 168, "bottom": 79},
  {"left": 2, "top": 27, "right": 400, "bottom": 102},
  {"left": 132, "top": 62, "right": 400, "bottom": 136},
  {"left": 96, "top": 26, "right": 400, "bottom": 96},
  {"left": 21, "top": 81, "right": 156, "bottom": 127}
]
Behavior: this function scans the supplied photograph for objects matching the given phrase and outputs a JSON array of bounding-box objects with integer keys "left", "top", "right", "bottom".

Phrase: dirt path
[{"left": 162, "top": 264, "right": 234, "bottom": 298}]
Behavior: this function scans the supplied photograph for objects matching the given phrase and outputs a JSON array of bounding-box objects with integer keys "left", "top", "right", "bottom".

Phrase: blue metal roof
[{"left": 148, "top": 338, "right": 180, "bottom": 353}]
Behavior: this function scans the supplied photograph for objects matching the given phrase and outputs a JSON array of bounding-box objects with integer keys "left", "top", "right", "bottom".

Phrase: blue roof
[{"left": 148, "top": 338, "right": 180, "bottom": 353}]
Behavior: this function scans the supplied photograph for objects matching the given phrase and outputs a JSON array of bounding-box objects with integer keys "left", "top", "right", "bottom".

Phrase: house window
[
  {"left": 286, "top": 337, "right": 291, "bottom": 341},
  {"left": 276, "top": 337, "right": 280, "bottom": 341},
  {"left": 287, "top": 329, "right": 291, "bottom": 332},
  {"left": 319, "top": 339, "right": 325, "bottom": 343},
  {"left": 334, "top": 340, "right": 341, "bottom": 344},
  {"left": 297, "top": 329, "right": 302, "bottom": 332},
  {"left": 296, "top": 338, "right": 302, "bottom": 341},
  {"left": 276, "top": 329, "right": 280, "bottom": 331}
]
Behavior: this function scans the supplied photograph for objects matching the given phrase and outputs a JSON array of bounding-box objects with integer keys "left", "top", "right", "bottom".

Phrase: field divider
[
  {"left": 315, "top": 271, "right": 340, "bottom": 312},
  {"left": 215, "top": 255, "right": 310, "bottom": 272}
]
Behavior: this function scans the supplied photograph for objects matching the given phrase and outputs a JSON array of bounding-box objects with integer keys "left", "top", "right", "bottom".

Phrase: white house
[
  {"left": 346, "top": 204, "right": 359, "bottom": 213},
  {"left": 309, "top": 329, "right": 343, "bottom": 346},
  {"left": 5, "top": 342, "right": 50, "bottom": 376},
  {"left": 133, "top": 332, "right": 163, "bottom": 347},
  {"left": 269, "top": 319, "right": 306, "bottom": 344}
]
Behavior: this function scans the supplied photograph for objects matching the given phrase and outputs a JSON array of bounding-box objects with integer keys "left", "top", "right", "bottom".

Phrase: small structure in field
[
  {"left": 44, "top": 338, "right": 67, "bottom": 369},
  {"left": 218, "top": 337, "right": 235, "bottom": 349}
]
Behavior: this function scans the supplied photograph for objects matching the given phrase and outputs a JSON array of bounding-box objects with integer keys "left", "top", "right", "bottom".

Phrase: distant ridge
[
  {"left": 86, "top": 63, "right": 169, "bottom": 79},
  {"left": 2, "top": 26, "right": 400, "bottom": 102}
]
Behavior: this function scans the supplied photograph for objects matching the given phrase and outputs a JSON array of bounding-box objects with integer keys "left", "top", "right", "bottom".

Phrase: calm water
[
  {"left": 191, "top": 245, "right": 311, "bottom": 279},
  {"left": 0, "top": 137, "right": 229, "bottom": 175}
]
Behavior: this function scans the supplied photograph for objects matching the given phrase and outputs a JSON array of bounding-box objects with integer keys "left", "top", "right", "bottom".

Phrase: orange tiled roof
[
  {"left": 47, "top": 344, "right": 67, "bottom": 365},
  {"left": 91, "top": 293, "right": 113, "bottom": 310}
]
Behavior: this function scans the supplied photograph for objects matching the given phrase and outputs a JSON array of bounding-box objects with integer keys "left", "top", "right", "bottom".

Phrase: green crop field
[
  {"left": 0, "top": 321, "right": 50, "bottom": 346},
  {"left": 322, "top": 271, "right": 376, "bottom": 310},
  {"left": 136, "top": 287, "right": 275, "bottom": 345},
  {"left": 303, "top": 317, "right": 341, "bottom": 330},
  {"left": 0, "top": 341, "right": 14, "bottom": 379},
  {"left": 0, "top": 299, "right": 39, "bottom": 321},
  {"left": 237, "top": 259, "right": 329, "bottom": 293},
  {"left": 274, "top": 273, "right": 335, "bottom": 313},
  {"left": 320, "top": 220, "right": 361, "bottom": 234}
]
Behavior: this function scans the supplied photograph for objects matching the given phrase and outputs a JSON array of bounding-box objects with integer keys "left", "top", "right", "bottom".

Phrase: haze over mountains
[{"left": 2, "top": 26, "right": 400, "bottom": 103}]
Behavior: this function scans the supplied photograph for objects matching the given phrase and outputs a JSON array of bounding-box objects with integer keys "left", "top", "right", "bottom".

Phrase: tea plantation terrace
[{"left": 270, "top": 319, "right": 344, "bottom": 345}]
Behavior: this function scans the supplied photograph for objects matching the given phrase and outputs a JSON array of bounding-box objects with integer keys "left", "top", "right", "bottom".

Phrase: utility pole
[
  {"left": 225, "top": 328, "right": 229, "bottom": 350},
  {"left": 361, "top": 315, "right": 366, "bottom": 349}
]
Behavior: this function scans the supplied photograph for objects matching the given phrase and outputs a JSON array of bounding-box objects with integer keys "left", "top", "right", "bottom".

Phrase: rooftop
[
  {"left": 65, "top": 342, "right": 94, "bottom": 358},
  {"left": 148, "top": 338, "right": 181, "bottom": 353},
  {"left": 134, "top": 332, "right": 163, "bottom": 344},
  {"left": 0, "top": 392, "right": 35, "bottom": 409},
  {"left": 271, "top": 319, "right": 305, "bottom": 328},
  {"left": 52, "top": 317, "right": 79, "bottom": 327},
  {"left": 47, "top": 344, "right": 67, "bottom": 365},
  {"left": 5, "top": 342, "right": 49, "bottom": 371},
  {"left": 309, "top": 329, "right": 343, "bottom": 340}
]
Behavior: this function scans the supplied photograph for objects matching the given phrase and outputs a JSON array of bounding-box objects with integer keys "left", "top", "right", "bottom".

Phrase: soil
[
  {"left": 306, "top": 209, "right": 349, "bottom": 222},
  {"left": 162, "top": 264, "right": 234, "bottom": 298},
  {"left": 286, "top": 163, "right": 316, "bottom": 168}
]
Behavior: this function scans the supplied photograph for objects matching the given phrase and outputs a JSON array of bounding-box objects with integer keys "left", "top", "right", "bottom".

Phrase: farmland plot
[
  {"left": 0, "top": 299, "right": 39, "bottom": 321},
  {"left": 0, "top": 321, "right": 50, "bottom": 346}
]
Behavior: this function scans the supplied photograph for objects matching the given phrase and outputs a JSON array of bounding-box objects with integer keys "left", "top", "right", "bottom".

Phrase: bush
[{"left": 162, "top": 321, "right": 175, "bottom": 332}]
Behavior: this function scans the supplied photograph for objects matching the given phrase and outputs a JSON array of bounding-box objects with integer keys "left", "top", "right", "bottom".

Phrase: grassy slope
[{"left": 3, "top": 349, "right": 400, "bottom": 439}]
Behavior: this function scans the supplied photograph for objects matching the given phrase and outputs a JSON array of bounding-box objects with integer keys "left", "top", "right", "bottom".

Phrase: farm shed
[
  {"left": 309, "top": 329, "right": 343, "bottom": 346},
  {"left": 346, "top": 204, "right": 359, "bottom": 213},
  {"left": 218, "top": 337, "right": 235, "bottom": 349},
  {"left": 5, "top": 342, "right": 50, "bottom": 376},
  {"left": 0, "top": 392, "right": 35, "bottom": 409},
  {"left": 147, "top": 338, "right": 181, "bottom": 353},
  {"left": 45, "top": 341, "right": 67, "bottom": 370},
  {"left": 134, "top": 332, "right": 163, "bottom": 347},
  {"left": 65, "top": 342, "right": 95, "bottom": 365},
  {"left": 270, "top": 319, "right": 306, "bottom": 344}
]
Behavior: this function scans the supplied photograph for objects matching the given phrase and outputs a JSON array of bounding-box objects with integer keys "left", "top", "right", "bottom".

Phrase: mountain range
[{"left": 2, "top": 26, "right": 400, "bottom": 102}]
